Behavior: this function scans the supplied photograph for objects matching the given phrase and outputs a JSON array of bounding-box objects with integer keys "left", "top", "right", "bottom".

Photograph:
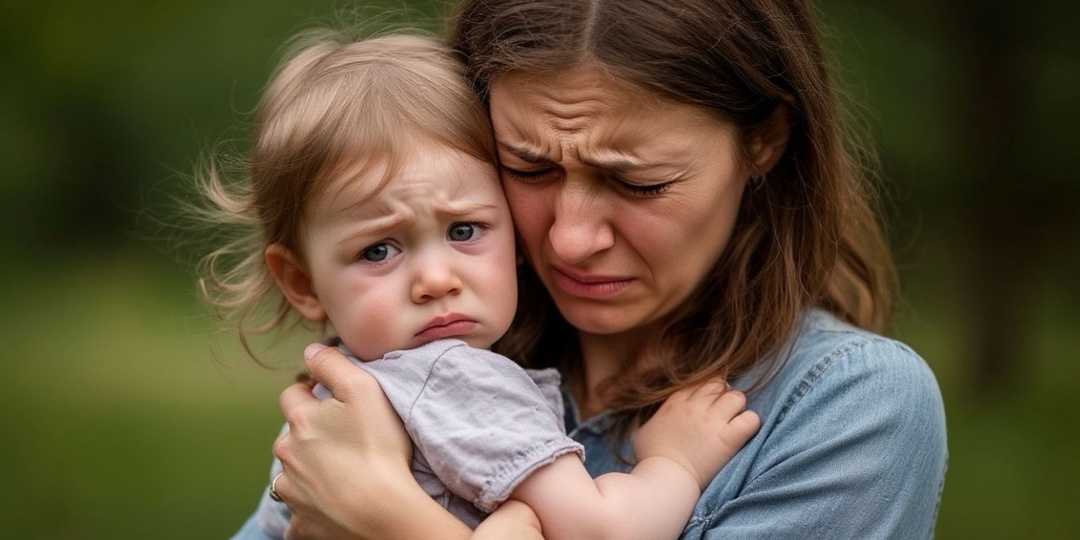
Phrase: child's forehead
[{"left": 312, "top": 144, "right": 500, "bottom": 216}]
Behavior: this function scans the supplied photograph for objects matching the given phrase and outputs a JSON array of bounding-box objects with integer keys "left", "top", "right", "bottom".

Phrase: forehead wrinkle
[
  {"left": 579, "top": 153, "right": 647, "bottom": 173},
  {"left": 499, "top": 139, "right": 564, "bottom": 165},
  {"left": 435, "top": 201, "right": 500, "bottom": 218},
  {"left": 336, "top": 181, "right": 495, "bottom": 240},
  {"left": 334, "top": 210, "right": 410, "bottom": 246}
]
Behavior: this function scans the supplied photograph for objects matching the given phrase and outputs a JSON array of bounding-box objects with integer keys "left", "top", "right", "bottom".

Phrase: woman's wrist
[{"left": 363, "top": 467, "right": 474, "bottom": 539}]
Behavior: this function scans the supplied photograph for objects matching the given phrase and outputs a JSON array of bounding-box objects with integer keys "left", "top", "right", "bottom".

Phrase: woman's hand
[
  {"left": 271, "top": 343, "right": 417, "bottom": 539},
  {"left": 269, "top": 344, "right": 545, "bottom": 539}
]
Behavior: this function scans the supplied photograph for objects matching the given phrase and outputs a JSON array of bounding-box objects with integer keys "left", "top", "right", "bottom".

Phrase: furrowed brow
[
  {"left": 336, "top": 214, "right": 408, "bottom": 246},
  {"left": 499, "top": 141, "right": 651, "bottom": 173},
  {"left": 498, "top": 142, "right": 553, "bottom": 165},
  {"left": 437, "top": 202, "right": 498, "bottom": 219},
  {"left": 580, "top": 155, "right": 648, "bottom": 173}
]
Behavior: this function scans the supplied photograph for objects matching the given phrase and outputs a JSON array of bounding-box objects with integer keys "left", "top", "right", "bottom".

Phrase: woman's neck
[{"left": 572, "top": 328, "right": 658, "bottom": 421}]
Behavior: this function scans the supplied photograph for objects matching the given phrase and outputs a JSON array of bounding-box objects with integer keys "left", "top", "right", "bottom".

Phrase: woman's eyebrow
[
  {"left": 499, "top": 141, "right": 651, "bottom": 172},
  {"left": 497, "top": 142, "right": 553, "bottom": 165},
  {"left": 579, "top": 155, "right": 648, "bottom": 173}
]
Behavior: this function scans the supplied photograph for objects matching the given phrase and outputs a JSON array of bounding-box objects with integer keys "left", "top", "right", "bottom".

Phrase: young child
[{"left": 202, "top": 28, "right": 760, "bottom": 540}]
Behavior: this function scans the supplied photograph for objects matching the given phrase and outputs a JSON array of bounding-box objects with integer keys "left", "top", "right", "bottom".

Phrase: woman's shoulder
[
  {"left": 745, "top": 308, "right": 943, "bottom": 425},
  {"left": 788, "top": 308, "right": 927, "bottom": 371},
  {"left": 689, "top": 310, "right": 947, "bottom": 537}
]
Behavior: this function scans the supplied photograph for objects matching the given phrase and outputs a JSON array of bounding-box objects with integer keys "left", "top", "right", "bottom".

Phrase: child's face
[{"left": 276, "top": 141, "right": 518, "bottom": 360}]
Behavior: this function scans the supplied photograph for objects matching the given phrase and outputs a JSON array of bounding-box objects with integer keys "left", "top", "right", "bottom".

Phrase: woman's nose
[
  {"left": 548, "top": 182, "right": 615, "bottom": 264},
  {"left": 410, "top": 258, "right": 463, "bottom": 303}
]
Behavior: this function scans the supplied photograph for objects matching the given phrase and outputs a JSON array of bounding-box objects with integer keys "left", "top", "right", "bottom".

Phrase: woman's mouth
[{"left": 550, "top": 266, "right": 634, "bottom": 299}]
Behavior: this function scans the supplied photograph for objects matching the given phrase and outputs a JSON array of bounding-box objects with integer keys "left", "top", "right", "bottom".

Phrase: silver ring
[{"left": 269, "top": 472, "right": 285, "bottom": 502}]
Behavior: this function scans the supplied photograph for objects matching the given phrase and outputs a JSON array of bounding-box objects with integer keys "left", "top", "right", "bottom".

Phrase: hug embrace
[{"left": 195, "top": 1, "right": 948, "bottom": 538}]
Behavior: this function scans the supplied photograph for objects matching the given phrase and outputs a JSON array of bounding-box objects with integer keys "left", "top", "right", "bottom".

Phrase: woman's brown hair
[{"left": 454, "top": 0, "right": 897, "bottom": 433}]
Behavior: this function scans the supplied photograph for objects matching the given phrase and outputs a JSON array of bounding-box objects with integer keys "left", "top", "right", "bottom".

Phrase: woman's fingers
[
  {"left": 269, "top": 471, "right": 287, "bottom": 503},
  {"left": 279, "top": 381, "right": 319, "bottom": 425},
  {"left": 303, "top": 343, "right": 378, "bottom": 401}
]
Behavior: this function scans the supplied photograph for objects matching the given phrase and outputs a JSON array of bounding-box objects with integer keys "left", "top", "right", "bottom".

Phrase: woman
[{"left": 266, "top": 0, "right": 947, "bottom": 538}]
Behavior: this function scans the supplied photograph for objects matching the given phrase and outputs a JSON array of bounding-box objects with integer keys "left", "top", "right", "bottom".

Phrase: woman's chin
[{"left": 557, "top": 306, "right": 644, "bottom": 337}]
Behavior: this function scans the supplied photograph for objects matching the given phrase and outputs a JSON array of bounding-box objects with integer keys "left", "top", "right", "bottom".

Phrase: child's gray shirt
[{"left": 252, "top": 339, "right": 584, "bottom": 536}]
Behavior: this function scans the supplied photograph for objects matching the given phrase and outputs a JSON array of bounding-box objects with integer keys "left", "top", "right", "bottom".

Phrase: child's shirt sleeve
[{"left": 365, "top": 340, "right": 585, "bottom": 513}]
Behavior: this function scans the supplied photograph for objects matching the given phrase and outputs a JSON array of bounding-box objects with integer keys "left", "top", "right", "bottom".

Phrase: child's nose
[{"left": 411, "top": 260, "right": 463, "bottom": 303}]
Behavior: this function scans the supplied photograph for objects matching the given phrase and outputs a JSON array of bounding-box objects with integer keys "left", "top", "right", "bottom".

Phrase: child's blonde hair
[{"left": 196, "top": 29, "right": 494, "bottom": 352}]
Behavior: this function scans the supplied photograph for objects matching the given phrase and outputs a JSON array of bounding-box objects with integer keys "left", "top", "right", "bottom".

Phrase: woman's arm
[{"left": 272, "top": 344, "right": 545, "bottom": 540}]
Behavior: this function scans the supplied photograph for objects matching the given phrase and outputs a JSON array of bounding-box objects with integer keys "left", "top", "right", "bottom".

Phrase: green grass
[
  {"left": 2, "top": 254, "right": 300, "bottom": 539},
  {"left": 3, "top": 253, "right": 1077, "bottom": 538}
]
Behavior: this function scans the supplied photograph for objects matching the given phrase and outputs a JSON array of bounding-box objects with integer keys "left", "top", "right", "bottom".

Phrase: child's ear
[{"left": 265, "top": 244, "right": 326, "bottom": 322}]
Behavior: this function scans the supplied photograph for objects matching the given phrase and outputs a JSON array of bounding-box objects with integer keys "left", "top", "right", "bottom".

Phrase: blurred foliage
[{"left": 2, "top": 0, "right": 1078, "bottom": 538}]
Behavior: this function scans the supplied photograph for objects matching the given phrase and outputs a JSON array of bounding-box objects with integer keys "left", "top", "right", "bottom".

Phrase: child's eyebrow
[
  {"left": 337, "top": 202, "right": 500, "bottom": 245},
  {"left": 435, "top": 201, "right": 500, "bottom": 218}
]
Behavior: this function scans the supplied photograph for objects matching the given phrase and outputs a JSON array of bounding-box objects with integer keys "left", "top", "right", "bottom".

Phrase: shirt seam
[
  {"left": 475, "top": 437, "right": 585, "bottom": 512},
  {"left": 687, "top": 332, "right": 877, "bottom": 532}
]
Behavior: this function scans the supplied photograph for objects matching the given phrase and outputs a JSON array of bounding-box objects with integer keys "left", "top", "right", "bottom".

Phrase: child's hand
[{"left": 632, "top": 379, "right": 760, "bottom": 491}]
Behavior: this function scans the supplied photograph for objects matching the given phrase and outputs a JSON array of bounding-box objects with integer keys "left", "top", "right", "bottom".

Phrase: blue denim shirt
[
  {"left": 231, "top": 309, "right": 947, "bottom": 539},
  {"left": 568, "top": 309, "right": 947, "bottom": 539}
]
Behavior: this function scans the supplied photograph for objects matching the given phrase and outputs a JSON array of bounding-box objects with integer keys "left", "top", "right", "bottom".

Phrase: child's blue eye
[
  {"left": 360, "top": 243, "right": 398, "bottom": 262},
  {"left": 447, "top": 223, "right": 479, "bottom": 242}
]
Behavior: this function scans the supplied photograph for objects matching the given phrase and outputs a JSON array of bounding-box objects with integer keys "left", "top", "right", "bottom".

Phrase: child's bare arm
[
  {"left": 508, "top": 379, "right": 760, "bottom": 540},
  {"left": 634, "top": 379, "right": 761, "bottom": 490},
  {"left": 472, "top": 500, "right": 545, "bottom": 540}
]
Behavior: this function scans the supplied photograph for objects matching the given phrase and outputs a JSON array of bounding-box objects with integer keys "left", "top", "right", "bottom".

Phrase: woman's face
[{"left": 489, "top": 67, "right": 753, "bottom": 340}]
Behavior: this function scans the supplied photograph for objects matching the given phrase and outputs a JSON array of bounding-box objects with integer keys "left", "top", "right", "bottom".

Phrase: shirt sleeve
[
  {"left": 390, "top": 343, "right": 584, "bottom": 513},
  {"left": 235, "top": 427, "right": 290, "bottom": 540},
  {"left": 696, "top": 337, "right": 947, "bottom": 539}
]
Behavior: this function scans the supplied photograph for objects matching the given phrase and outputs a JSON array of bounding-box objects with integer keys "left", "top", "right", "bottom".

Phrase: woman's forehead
[
  {"left": 491, "top": 64, "right": 657, "bottom": 108},
  {"left": 489, "top": 69, "right": 735, "bottom": 156}
]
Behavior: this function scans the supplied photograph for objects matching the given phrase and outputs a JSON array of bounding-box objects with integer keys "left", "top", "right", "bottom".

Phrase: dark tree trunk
[{"left": 949, "top": 0, "right": 1038, "bottom": 396}]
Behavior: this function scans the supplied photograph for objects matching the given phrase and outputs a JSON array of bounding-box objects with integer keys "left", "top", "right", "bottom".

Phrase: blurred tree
[
  {"left": 947, "top": 0, "right": 1080, "bottom": 396},
  {"left": 837, "top": 0, "right": 1080, "bottom": 396},
  {"left": 949, "top": 0, "right": 1034, "bottom": 395}
]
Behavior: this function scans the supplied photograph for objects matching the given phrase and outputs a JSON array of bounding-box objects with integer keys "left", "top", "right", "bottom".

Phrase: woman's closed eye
[
  {"left": 502, "top": 163, "right": 673, "bottom": 198},
  {"left": 608, "top": 176, "right": 674, "bottom": 198},
  {"left": 500, "top": 165, "right": 558, "bottom": 184}
]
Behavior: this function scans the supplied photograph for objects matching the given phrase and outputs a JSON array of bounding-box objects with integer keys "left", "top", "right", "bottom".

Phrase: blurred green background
[{"left": 2, "top": 0, "right": 1077, "bottom": 538}]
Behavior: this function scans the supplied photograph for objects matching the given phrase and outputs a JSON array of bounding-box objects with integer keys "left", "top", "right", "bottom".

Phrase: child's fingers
[
  {"left": 663, "top": 378, "right": 730, "bottom": 412},
  {"left": 688, "top": 378, "right": 730, "bottom": 401},
  {"left": 710, "top": 389, "right": 749, "bottom": 417},
  {"left": 723, "top": 409, "right": 762, "bottom": 440},
  {"left": 733, "top": 409, "right": 762, "bottom": 433}
]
